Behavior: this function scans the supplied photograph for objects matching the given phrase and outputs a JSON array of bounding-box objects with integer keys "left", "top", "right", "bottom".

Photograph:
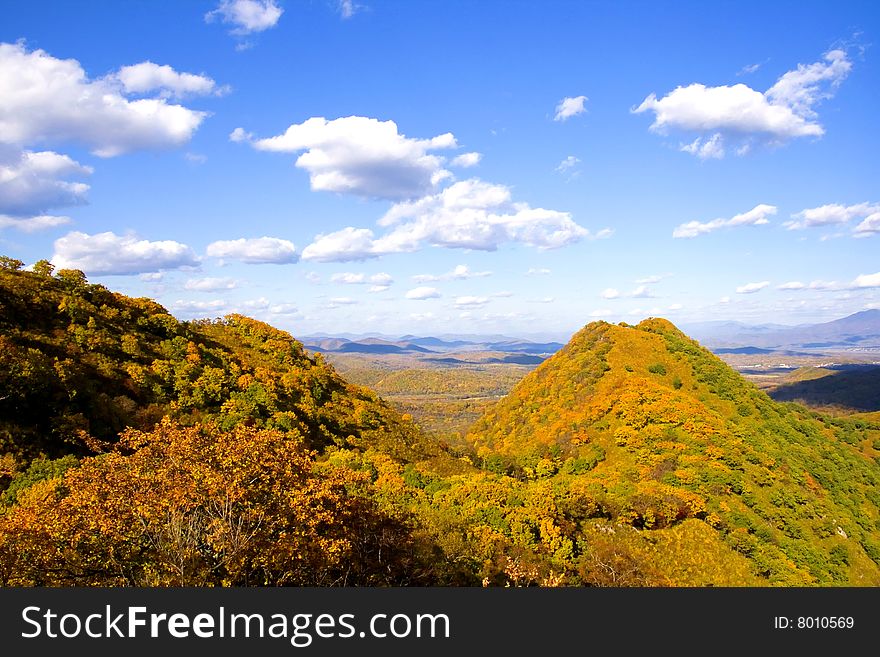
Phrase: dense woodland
[{"left": 1, "top": 259, "right": 879, "bottom": 586}]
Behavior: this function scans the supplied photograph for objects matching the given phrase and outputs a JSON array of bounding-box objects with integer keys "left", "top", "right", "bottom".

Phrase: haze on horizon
[{"left": 1, "top": 1, "right": 878, "bottom": 337}]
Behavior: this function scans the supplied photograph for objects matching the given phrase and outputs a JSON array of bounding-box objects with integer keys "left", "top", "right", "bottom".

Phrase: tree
[
  {"left": 32, "top": 259, "right": 55, "bottom": 277},
  {"left": 0, "top": 256, "right": 24, "bottom": 271}
]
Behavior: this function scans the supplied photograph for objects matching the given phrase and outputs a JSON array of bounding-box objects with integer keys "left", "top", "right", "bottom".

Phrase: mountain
[
  {"left": 303, "top": 334, "right": 564, "bottom": 355},
  {"left": 0, "top": 265, "right": 445, "bottom": 465},
  {"left": 769, "top": 365, "right": 880, "bottom": 412},
  {"left": 687, "top": 310, "right": 880, "bottom": 350},
  {"left": 467, "top": 318, "right": 880, "bottom": 585}
]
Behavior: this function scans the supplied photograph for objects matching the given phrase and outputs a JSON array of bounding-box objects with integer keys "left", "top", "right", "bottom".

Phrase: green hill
[
  {"left": 2, "top": 263, "right": 879, "bottom": 587},
  {"left": 0, "top": 264, "right": 443, "bottom": 466},
  {"left": 465, "top": 318, "right": 880, "bottom": 585}
]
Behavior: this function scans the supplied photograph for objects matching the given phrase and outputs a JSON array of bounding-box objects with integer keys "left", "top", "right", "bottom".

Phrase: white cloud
[
  {"left": 140, "top": 272, "right": 163, "bottom": 282},
  {"left": 526, "top": 267, "right": 551, "bottom": 276},
  {"left": 52, "top": 231, "right": 199, "bottom": 275},
  {"left": 736, "top": 281, "right": 770, "bottom": 294},
  {"left": 330, "top": 271, "right": 393, "bottom": 285},
  {"left": 244, "top": 116, "right": 457, "bottom": 200},
  {"left": 451, "top": 152, "right": 482, "bottom": 168},
  {"left": 338, "top": 1, "right": 361, "bottom": 19},
  {"left": 328, "top": 297, "right": 357, "bottom": 306},
  {"left": 301, "top": 227, "right": 378, "bottom": 262},
  {"left": 268, "top": 303, "right": 300, "bottom": 315},
  {"left": 491, "top": 290, "right": 513, "bottom": 298},
  {"left": 673, "top": 204, "right": 776, "bottom": 238},
  {"left": 854, "top": 213, "right": 880, "bottom": 236},
  {"left": 667, "top": 303, "right": 683, "bottom": 311},
  {"left": 184, "top": 277, "right": 237, "bottom": 292},
  {"left": 454, "top": 296, "right": 489, "bottom": 308},
  {"left": 377, "top": 178, "right": 602, "bottom": 251},
  {"left": 184, "top": 152, "right": 207, "bottom": 164},
  {"left": 555, "top": 155, "right": 580, "bottom": 173},
  {"left": 719, "top": 296, "right": 731, "bottom": 304},
  {"left": 206, "top": 236, "right": 298, "bottom": 264},
  {"left": 634, "top": 49, "right": 851, "bottom": 156},
  {"left": 630, "top": 285, "right": 655, "bottom": 298},
  {"left": 205, "top": 0, "right": 283, "bottom": 34},
  {"left": 784, "top": 202, "right": 879, "bottom": 230},
  {"left": 0, "top": 214, "right": 70, "bottom": 232},
  {"left": 368, "top": 285, "right": 389, "bottom": 293},
  {"left": 300, "top": 178, "right": 603, "bottom": 262},
  {"left": 413, "top": 264, "right": 491, "bottom": 283},
  {"left": 0, "top": 43, "right": 208, "bottom": 157},
  {"left": 680, "top": 133, "right": 724, "bottom": 160},
  {"left": 0, "top": 147, "right": 92, "bottom": 217},
  {"left": 229, "top": 127, "right": 254, "bottom": 143},
  {"left": 590, "top": 308, "right": 612, "bottom": 317},
  {"left": 115, "top": 62, "right": 226, "bottom": 98},
  {"left": 171, "top": 299, "right": 227, "bottom": 314},
  {"left": 601, "top": 288, "right": 620, "bottom": 300},
  {"left": 529, "top": 297, "right": 554, "bottom": 304},
  {"left": 778, "top": 280, "right": 838, "bottom": 291},
  {"left": 405, "top": 286, "right": 441, "bottom": 300},
  {"left": 554, "top": 95, "right": 588, "bottom": 121},
  {"left": 851, "top": 272, "right": 880, "bottom": 289}
]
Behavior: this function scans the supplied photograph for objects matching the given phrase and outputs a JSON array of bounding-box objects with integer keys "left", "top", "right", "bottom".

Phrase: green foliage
[{"left": 648, "top": 363, "right": 667, "bottom": 375}]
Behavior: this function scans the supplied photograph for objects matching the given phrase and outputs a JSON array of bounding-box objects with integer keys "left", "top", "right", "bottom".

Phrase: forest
[{"left": 1, "top": 259, "right": 879, "bottom": 587}]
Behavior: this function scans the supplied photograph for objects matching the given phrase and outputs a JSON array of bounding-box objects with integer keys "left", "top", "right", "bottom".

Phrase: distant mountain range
[
  {"left": 302, "top": 335, "right": 565, "bottom": 356},
  {"left": 684, "top": 309, "right": 880, "bottom": 351},
  {"left": 304, "top": 310, "right": 880, "bottom": 358}
]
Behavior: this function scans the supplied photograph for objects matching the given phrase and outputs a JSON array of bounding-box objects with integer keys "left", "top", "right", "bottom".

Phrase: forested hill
[
  {"left": 467, "top": 318, "right": 880, "bottom": 585},
  {"left": 0, "top": 262, "right": 443, "bottom": 465},
  {"left": 2, "top": 260, "right": 880, "bottom": 587}
]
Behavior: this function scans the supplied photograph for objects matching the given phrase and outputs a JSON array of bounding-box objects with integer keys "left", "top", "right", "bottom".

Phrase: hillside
[
  {"left": 466, "top": 318, "right": 880, "bottom": 585},
  {"left": 2, "top": 264, "right": 879, "bottom": 587},
  {"left": 0, "top": 264, "right": 444, "bottom": 466}
]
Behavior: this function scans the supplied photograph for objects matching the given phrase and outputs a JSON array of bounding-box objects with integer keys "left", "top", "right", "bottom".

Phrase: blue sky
[{"left": 1, "top": 1, "right": 878, "bottom": 338}]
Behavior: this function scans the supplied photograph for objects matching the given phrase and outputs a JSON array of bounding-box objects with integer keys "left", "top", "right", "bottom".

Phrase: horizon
[{"left": 1, "top": 1, "right": 879, "bottom": 335}]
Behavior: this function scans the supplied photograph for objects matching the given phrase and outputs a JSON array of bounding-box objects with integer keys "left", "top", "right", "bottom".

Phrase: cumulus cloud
[
  {"left": 330, "top": 271, "right": 393, "bottom": 285},
  {"left": 601, "top": 288, "right": 620, "bottom": 299},
  {"left": 554, "top": 95, "right": 588, "bottom": 121},
  {"left": 115, "top": 62, "right": 226, "bottom": 98},
  {"left": 300, "top": 178, "right": 603, "bottom": 262},
  {"left": 630, "top": 285, "right": 655, "bottom": 298},
  {"left": 0, "top": 146, "right": 91, "bottom": 217},
  {"left": 241, "top": 116, "right": 457, "bottom": 200},
  {"left": 589, "top": 308, "right": 612, "bottom": 317},
  {"left": 736, "top": 281, "right": 770, "bottom": 294},
  {"left": 413, "top": 264, "right": 491, "bottom": 283},
  {"left": 0, "top": 214, "right": 70, "bottom": 232},
  {"left": 377, "top": 178, "right": 602, "bottom": 250},
  {"left": 171, "top": 299, "right": 227, "bottom": 315},
  {"left": 784, "top": 202, "right": 879, "bottom": 230},
  {"left": 454, "top": 296, "right": 489, "bottom": 308},
  {"left": 205, "top": 0, "right": 283, "bottom": 34},
  {"left": 0, "top": 42, "right": 209, "bottom": 157},
  {"left": 680, "top": 133, "right": 724, "bottom": 160},
  {"left": 635, "top": 274, "right": 669, "bottom": 284},
  {"left": 184, "top": 277, "right": 237, "bottom": 291},
  {"left": 634, "top": 49, "right": 852, "bottom": 157},
  {"left": 673, "top": 204, "right": 776, "bottom": 238},
  {"left": 301, "top": 227, "right": 377, "bottom": 262},
  {"left": 206, "top": 236, "right": 298, "bottom": 264},
  {"left": 851, "top": 272, "right": 880, "bottom": 289},
  {"left": 405, "top": 286, "right": 441, "bottom": 300},
  {"left": 451, "top": 152, "right": 482, "bottom": 168},
  {"left": 52, "top": 231, "right": 199, "bottom": 275},
  {"left": 854, "top": 213, "right": 880, "bottom": 236},
  {"left": 777, "top": 280, "right": 838, "bottom": 291}
]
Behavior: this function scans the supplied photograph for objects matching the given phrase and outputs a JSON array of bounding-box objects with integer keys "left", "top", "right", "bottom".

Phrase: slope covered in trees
[
  {"left": 1, "top": 261, "right": 879, "bottom": 587},
  {"left": 465, "top": 318, "right": 880, "bottom": 585}
]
